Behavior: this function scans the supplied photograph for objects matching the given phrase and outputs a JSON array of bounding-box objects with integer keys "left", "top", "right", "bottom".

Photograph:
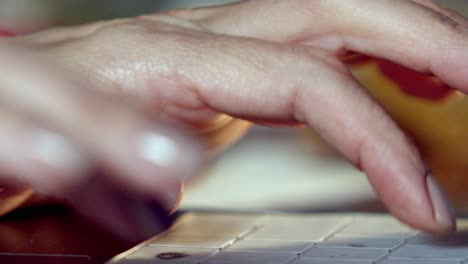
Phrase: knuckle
[
  {"left": 297, "top": 47, "right": 350, "bottom": 81},
  {"left": 138, "top": 14, "right": 207, "bottom": 33},
  {"left": 84, "top": 18, "right": 159, "bottom": 47},
  {"left": 290, "top": 0, "right": 324, "bottom": 13},
  {"left": 433, "top": 11, "right": 467, "bottom": 37},
  {"left": 208, "top": 37, "right": 276, "bottom": 79}
]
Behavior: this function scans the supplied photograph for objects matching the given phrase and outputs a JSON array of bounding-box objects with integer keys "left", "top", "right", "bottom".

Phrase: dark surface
[{"left": 0, "top": 205, "right": 131, "bottom": 264}]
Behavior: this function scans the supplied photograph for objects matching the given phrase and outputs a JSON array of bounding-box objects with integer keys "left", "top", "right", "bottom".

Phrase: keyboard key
[
  {"left": 263, "top": 214, "right": 351, "bottom": 225},
  {"left": 320, "top": 236, "right": 403, "bottom": 249},
  {"left": 168, "top": 220, "right": 253, "bottom": 238},
  {"left": 245, "top": 226, "right": 334, "bottom": 241},
  {"left": 226, "top": 239, "right": 312, "bottom": 253},
  {"left": 126, "top": 246, "right": 216, "bottom": 263},
  {"left": 178, "top": 213, "right": 264, "bottom": 225},
  {"left": 150, "top": 235, "right": 235, "bottom": 248},
  {"left": 262, "top": 215, "right": 350, "bottom": 232},
  {"left": 244, "top": 216, "right": 347, "bottom": 242},
  {"left": 302, "top": 247, "right": 388, "bottom": 260},
  {"left": 117, "top": 260, "right": 194, "bottom": 264},
  {"left": 178, "top": 213, "right": 269, "bottom": 223},
  {"left": 339, "top": 216, "right": 413, "bottom": 238},
  {"left": 455, "top": 218, "right": 468, "bottom": 230},
  {"left": 389, "top": 246, "right": 468, "bottom": 260},
  {"left": 406, "top": 233, "right": 468, "bottom": 247},
  {"left": 165, "top": 213, "right": 264, "bottom": 238},
  {"left": 291, "top": 259, "right": 372, "bottom": 264},
  {"left": 203, "top": 251, "right": 297, "bottom": 264},
  {"left": 379, "top": 260, "right": 461, "bottom": 264}
]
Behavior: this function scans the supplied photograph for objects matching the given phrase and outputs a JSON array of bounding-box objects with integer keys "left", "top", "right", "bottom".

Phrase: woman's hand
[
  {"left": 7, "top": 0, "right": 468, "bottom": 235},
  {"left": 0, "top": 43, "right": 203, "bottom": 243}
]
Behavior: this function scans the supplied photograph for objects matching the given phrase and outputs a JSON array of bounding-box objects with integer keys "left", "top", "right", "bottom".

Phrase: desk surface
[{"left": 0, "top": 205, "right": 129, "bottom": 264}]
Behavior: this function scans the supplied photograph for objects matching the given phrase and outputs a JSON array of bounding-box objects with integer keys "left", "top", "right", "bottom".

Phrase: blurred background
[
  {"left": 0, "top": 0, "right": 239, "bottom": 32},
  {"left": 0, "top": 0, "right": 466, "bottom": 32},
  {"left": 1, "top": 0, "right": 467, "bottom": 214}
]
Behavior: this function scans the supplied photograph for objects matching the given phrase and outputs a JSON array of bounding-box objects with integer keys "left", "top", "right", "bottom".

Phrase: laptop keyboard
[{"left": 107, "top": 213, "right": 468, "bottom": 264}]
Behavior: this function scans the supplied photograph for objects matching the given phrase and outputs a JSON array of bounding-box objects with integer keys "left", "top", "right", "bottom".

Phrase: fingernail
[
  {"left": 70, "top": 179, "right": 172, "bottom": 244},
  {"left": 30, "top": 129, "right": 84, "bottom": 171},
  {"left": 134, "top": 129, "right": 202, "bottom": 181},
  {"left": 138, "top": 132, "right": 179, "bottom": 168},
  {"left": 426, "top": 172, "right": 456, "bottom": 232},
  {"left": 28, "top": 129, "right": 86, "bottom": 192},
  {"left": 159, "top": 180, "right": 184, "bottom": 213}
]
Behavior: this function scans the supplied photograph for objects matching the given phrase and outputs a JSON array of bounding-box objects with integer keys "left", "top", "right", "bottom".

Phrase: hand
[
  {"left": 10, "top": 0, "right": 468, "bottom": 234},
  {"left": 0, "top": 43, "right": 202, "bottom": 243}
]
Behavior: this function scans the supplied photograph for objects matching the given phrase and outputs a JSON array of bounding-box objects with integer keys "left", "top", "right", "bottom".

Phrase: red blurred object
[
  {"left": 378, "top": 60, "right": 453, "bottom": 101},
  {"left": 343, "top": 53, "right": 454, "bottom": 101},
  {"left": 0, "top": 29, "right": 15, "bottom": 37}
]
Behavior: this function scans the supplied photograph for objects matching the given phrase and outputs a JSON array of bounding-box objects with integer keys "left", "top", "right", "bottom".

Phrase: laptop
[{"left": 105, "top": 211, "right": 468, "bottom": 264}]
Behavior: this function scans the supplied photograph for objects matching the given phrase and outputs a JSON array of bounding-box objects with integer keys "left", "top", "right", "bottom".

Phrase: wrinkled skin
[{"left": 1, "top": 0, "right": 468, "bottom": 242}]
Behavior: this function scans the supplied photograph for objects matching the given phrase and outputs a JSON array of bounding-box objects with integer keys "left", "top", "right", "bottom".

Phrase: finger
[
  {"left": 0, "top": 115, "right": 86, "bottom": 195},
  {"left": 411, "top": 0, "right": 468, "bottom": 26},
  {"left": 185, "top": 0, "right": 468, "bottom": 93},
  {"left": 0, "top": 43, "right": 201, "bottom": 202},
  {"left": 0, "top": 105, "right": 176, "bottom": 242},
  {"left": 67, "top": 174, "right": 175, "bottom": 243},
  {"left": 17, "top": 19, "right": 123, "bottom": 45},
  {"left": 0, "top": 46, "right": 188, "bottom": 242}
]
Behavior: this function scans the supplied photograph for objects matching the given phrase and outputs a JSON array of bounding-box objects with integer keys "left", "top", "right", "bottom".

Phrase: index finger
[{"left": 185, "top": 0, "right": 468, "bottom": 93}]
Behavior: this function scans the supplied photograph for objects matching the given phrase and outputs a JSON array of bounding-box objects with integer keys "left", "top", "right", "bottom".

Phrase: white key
[
  {"left": 302, "top": 247, "right": 388, "bottom": 260},
  {"left": 263, "top": 215, "right": 348, "bottom": 232},
  {"left": 245, "top": 222, "right": 340, "bottom": 242},
  {"left": 320, "top": 236, "right": 403, "bottom": 249},
  {"left": 168, "top": 221, "right": 253, "bottom": 238},
  {"left": 455, "top": 218, "right": 468, "bottom": 231},
  {"left": 389, "top": 246, "right": 468, "bottom": 260},
  {"left": 178, "top": 213, "right": 263, "bottom": 225},
  {"left": 245, "top": 216, "right": 345, "bottom": 242},
  {"left": 245, "top": 226, "right": 334, "bottom": 241},
  {"left": 165, "top": 213, "right": 264, "bottom": 238},
  {"left": 116, "top": 260, "right": 159, "bottom": 264},
  {"left": 264, "top": 214, "right": 350, "bottom": 225},
  {"left": 352, "top": 215, "right": 404, "bottom": 222},
  {"left": 406, "top": 233, "right": 468, "bottom": 247},
  {"left": 117, "top": 260, "right": 194, "bottom": 264},
  {"left": 203, "top": 251, "right": 297, "bottom": 264},
  {"left": 226, "top": 239, "right": 312, "bottom": 253},
  {"left": 126, "top": 246, "right": 216, "bottom": 263},
  {"left": 150, "top": 235, "right": 235, "bottom": 248},
  {"left": 338, "top": 220, "right": 414, "bottom": 238},
  {"left": 291, "top": 259, "right": 372, "bottom": 264},
  {"left": 379, "top": 260, "right": 461, "bottom": 264}
]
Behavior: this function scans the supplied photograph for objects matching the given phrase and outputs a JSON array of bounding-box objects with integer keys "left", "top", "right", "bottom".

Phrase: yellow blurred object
[
  {"left": 0, "top": 188, "right": 33, "bottom": 216},
  {"left": 349, "top": 60, "right": 468, "bottom": 213}
]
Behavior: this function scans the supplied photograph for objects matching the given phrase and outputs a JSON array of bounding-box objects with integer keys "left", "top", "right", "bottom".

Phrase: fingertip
[
  {"left": 355, "top": 129, "right": 455, "bottom": 234},
  {"left": 100, "top": 121, "right": 204, "bottom": 198},
  {"left": 425, "top": 172, "right": 456, "bottom": 234},
  {"left": 26, "top": 128, "right": 88, "bottom": 195},
  {"left": 366, "top": 152, "right": 456, "bottom": 234},
  {"left": 135, "top": 125, "right": 203, "bottom": 178},
  {"left": 138, "top": 132, "right": 181, "bottom": 168},
  {"left": 68, "top": 178, "right": 173, "bottom": 244}
]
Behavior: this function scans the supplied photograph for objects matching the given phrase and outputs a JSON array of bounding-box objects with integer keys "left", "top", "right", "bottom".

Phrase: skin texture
[{"left": 1, "top": 0, "right": 468, "bottom": 241}]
